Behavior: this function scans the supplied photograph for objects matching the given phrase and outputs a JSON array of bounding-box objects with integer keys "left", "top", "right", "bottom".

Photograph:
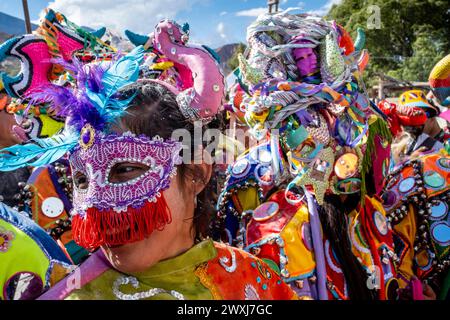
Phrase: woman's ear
[{"left": 193, "top": 163, "right": 212, "bottom": 195}]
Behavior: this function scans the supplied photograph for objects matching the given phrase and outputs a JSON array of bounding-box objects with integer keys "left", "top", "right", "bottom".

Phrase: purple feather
[
  {"left": 51, "top": 57, "right": 106, "bottom": 93},
  {"left": 26, "top": 50, "right": 136, "bottom": 133}
]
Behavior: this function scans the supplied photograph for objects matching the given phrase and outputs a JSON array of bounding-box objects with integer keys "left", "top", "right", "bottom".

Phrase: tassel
[
  {"left": 72, "top": 193, "right": 172, "bottom": 250},
  {"left": 360, "top": 117, "right": 392, "bottom": 201}
]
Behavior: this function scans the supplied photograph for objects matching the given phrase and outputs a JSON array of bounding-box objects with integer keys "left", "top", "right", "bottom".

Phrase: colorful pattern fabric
[
  {"left": 64, "top": 240, "right": 297, "bottom": 300},
  {"left": 382, "top": 152, "right": 450, "bottom": 297},
  {"left": 0, "top": 202, "right": 71, "bottom": 300}
]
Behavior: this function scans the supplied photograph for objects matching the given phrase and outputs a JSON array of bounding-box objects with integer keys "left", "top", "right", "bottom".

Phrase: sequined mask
[
  {"left": 69, "top": 128, "right": 183, "bottom": 249},
  {"left": 70, "top": 130, "right": 182, "bottom": 214}
]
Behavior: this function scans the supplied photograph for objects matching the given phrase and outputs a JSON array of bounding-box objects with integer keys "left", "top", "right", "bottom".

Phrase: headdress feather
[
  {"left": 0, "top": 130, "right": 77, "bottom": 171},
  {"left": 0, "top": 46, "right": 145, "bottom": 171}
]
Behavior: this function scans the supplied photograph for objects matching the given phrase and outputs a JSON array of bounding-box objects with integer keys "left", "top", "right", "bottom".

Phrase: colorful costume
[
  {"left": 380, "top": 54, "right": 450, "bottom": 300},
  {"left": 0, "top": 202, "right": 71, "bottom": 300},
  {"left": 217, "top": 11, "right": 398, "bottom": 299},
  {"left": 381, "top": 152, "right": 449, "bottom": 299},
  {"left": 39, "top": 240, "right": 296, "bottom": 300},
  {"left": 0, "top": 9, "right": 115, "bottom": 264},
  {"left": 1, "top": 18, "right": 297, "bottom": 300}
]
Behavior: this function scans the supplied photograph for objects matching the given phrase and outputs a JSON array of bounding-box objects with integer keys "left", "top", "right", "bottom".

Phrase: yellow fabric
[
  {"left": 399, "top": 90, "right": 432, "bottom": 107},
  {"left": 280, "top": 204, "right": 316, "bottom": 278},
  {"left": 429, "top": 54, "right": 450, "bottom": 80},
  {"left": 151, "top": 61, "right": 174, "bottom": 71},
  {"left": 347, "top": 209, "right": 374, "bottom": 270},
  {"left": 235, "top": 186, "right": 260, "bottom": 212},
  {"left": 39, "top": 114, "right": 65, "bottom": 138},
  {"left": 0, "top": 219, "right": 50, "bottom": 300},
  {"left": 392, "top": 204, "right": 417, "bottom": 288}
]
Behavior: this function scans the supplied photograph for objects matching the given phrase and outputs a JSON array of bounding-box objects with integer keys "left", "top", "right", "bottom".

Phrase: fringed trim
[
  {"left": 360, "top": 117, "right": 392, "bottom": 200},
  {"left": 72, "top": 193, "right": 172, "bottom": 250}
]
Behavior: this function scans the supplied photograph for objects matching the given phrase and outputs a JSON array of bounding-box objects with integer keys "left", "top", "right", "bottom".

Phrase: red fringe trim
[{"left": 72, "top": 193, "right": 172, "bottom": 250}]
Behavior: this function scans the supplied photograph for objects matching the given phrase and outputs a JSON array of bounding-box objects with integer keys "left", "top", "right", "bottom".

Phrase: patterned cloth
[
  {"left": 65, "top": 240, "right": 298, "bottom": 300},
  {"left": 0, "top": 202, "right": 72, "bottom": 300}
]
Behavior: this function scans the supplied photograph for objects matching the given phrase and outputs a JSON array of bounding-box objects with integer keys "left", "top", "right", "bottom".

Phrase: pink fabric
[
  {"left": 372, "top": 135, "right": 391, "bottom": 195},
  {"left": 20, "top": 39, "right": 52, "bottom": 96},
  {"left": 411, "top": 278, "right": 424, "bottom": 300},
  {"left": 54, "top": 23, "right": 84, "bottom": 62},
  {"left": 37, "top": 250, "right": 110, "bottom": 300},
  {"left": 439, "top": 109, "right": 450, "bottom": 122},
  {"left": 153, "top": 20, "right": 225, "bottom": 120}
]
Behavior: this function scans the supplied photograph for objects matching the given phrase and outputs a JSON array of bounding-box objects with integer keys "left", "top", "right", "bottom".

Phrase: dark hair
[
  {"left": 117, "top": 81, "right": 223, "bottom": 241},
  {"left": 318, "top": 193, "right": 376, "bottom": 300}
]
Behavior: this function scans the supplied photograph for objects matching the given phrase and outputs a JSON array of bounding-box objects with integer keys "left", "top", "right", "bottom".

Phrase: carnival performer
[
  {"left": 0, "top": 92, "right": 30, "bottom": 207},
  {"left": 0, "top": 19, "right": 298, "bottom": 300},
  {"left": 0, "top": 8, "right": 116, "bottom": 264},
  {"left": 380, "top": 55, "right": 450, "bottom": 300},
  {"left": 378, "top": 90, "right": 443, "bottom": 164},
  {"left": 216, "top": 11, "right": 402, "bottom": 300}
]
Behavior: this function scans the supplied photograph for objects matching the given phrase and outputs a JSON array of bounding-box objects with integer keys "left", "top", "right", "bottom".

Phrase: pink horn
[{"left": 153, "top": 19, "right": 225, "bottom": 122}]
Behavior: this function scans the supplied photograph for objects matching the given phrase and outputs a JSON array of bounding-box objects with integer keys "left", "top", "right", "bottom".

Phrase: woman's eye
[
  {"left": 74, "top": 172, "right": 89, "bottom": 189},
  {"left": 108, "top": 162, "right": 150, "bottom": 184},
  {"left": 116, "top": 166, "right": 137, "bottom": 174}
]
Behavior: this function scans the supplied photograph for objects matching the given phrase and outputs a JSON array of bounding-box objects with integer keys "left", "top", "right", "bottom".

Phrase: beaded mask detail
[
  {"left": 70, "top": 130, "right": 182, "bottom": 214},
  {"left": 69, "top": 131, "right": 182, "bottom": 249}
]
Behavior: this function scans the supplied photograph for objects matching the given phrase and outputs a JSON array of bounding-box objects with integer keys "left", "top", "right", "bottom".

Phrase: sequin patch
[
  {"left": 382, "top": 190, "right": 398, "bottom": 210},
  {"left": 430, "top": 201, "right": 448, "bottom": 221},
  {"left": 398, "top": 177, "right": 416, "bottom": 194},
  {"left": 0, "top": 226, "right": 15, "bottom": 252},
  {"left": 423, "top": 171, "right": 445, "bottom": 189},
  {"left": 244, "top": 284, "right": 260, "bottom": 300},
  {"left": 253, "top": 201, "right": 279, "bottom": 222},
  {"left": 231, "top": 159, "right": 251, "bottom": 177},
  {"left": 437, "top": 158, "right": 450, "bottom": 171},
  {"left": 373, "top": 211, "right": 388, "bottom": 236},
  {"left": 430, "top": 222, "right": 450, "bottom": 246}
]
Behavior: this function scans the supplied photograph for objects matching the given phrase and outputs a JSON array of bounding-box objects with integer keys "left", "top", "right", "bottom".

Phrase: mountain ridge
[{"left": 0, "top": 11, "right": 238, "bottom": 76}]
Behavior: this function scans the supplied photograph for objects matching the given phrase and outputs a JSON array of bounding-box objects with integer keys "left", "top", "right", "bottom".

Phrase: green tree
[
  {"left": 228, "top": 43, "right": 246, "bottom": 71},
  {"left": 326, "top": 0, "right": 450, "bottom": 86}
]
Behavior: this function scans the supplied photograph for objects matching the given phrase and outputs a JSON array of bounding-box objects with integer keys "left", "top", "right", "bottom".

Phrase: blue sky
[{"left": 0, "top": 0, "right": 339, "bottom": 48}]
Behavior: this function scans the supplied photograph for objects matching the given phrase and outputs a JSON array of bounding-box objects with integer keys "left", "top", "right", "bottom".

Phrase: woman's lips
[{"left": 12, "top": 125, "right": 28, "bottom": 142}]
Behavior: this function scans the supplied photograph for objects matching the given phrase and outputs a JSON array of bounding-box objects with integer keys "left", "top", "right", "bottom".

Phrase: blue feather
[
  {"left": 102, "top": 46, "right": 144, "bottom": 98},
  {"left": 0, "top": 131, "right": 78, "bottom": 171},
  {"left": 85, "top": 46, "right": 144, "bottom": 124}
]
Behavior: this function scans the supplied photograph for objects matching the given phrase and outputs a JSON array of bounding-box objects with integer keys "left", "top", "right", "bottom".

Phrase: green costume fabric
[
  {"left": 0, "top": 219, "right": 50, "bottom": 299},
  {"left": 66, "top": 240, "right": 218, "bottom": 300}
]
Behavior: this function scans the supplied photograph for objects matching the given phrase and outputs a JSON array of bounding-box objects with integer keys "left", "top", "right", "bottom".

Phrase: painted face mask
[{"left": 69, "top": 128, "right": 182, "bottom": 249}]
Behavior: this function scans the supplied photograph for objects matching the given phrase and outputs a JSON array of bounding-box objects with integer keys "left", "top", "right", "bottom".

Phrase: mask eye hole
[
  {"left": 74, "top": 171, "right": 89, "bottom": 190},
  {"left": 108, "top": 162, "right": 150, "bottom": 184}
]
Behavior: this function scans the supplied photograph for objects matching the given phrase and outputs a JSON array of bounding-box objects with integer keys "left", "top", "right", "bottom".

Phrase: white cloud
[
  {"left": 46, "top": 0, "right": 199, "bottom": 35},
  {"left": 216, "top": 22, "right": 226, "bottom": 39},
  {"left": 220, "top": 11, "right": 227, "bottom": 16},
  {"left": 307, "top": 0, "right": 341, "bottom": 16},
  {"left": 235, "top": 7, "right": 267, "bottom": 17},
  {"left": 281, "top": 0, "right": 288, "bottom": 3}
]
